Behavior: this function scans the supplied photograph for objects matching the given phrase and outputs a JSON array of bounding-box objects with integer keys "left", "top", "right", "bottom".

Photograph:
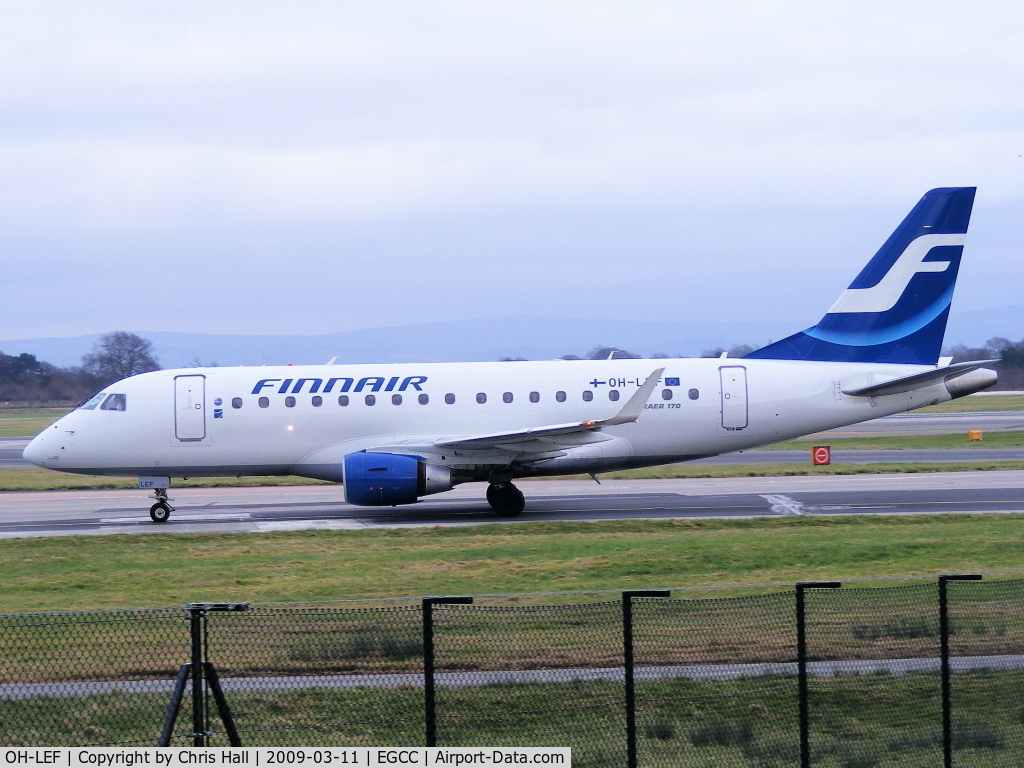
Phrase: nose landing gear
[
  {"left": 149, "top": 488, "right": 174, "bottom": 523},
  {"left": 486, "top": 482, "right": 525, "bottom": 517}
]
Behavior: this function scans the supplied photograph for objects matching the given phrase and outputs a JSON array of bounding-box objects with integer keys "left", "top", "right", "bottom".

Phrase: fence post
[
  {"left": 423, "top": 596, "right": 473, "bottom": 747},
  {"left": 796, "top": 581, "right": 840, "bottom": 768},
  {"left": 188, "top": 605, "right": 205, "bottom": 747},
  {"left": 623, "top": 590, "right": 670, "bottom": 768},
  {"left": 939, "top": 574, "right": 981, "bottom": 768},
  {"left": 184, "top": 602, "right": 249, "bottom": 747}
]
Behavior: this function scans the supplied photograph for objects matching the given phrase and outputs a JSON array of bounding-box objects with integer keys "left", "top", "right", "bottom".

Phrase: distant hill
[
  {"left": 2, "top": 305, "right": 1021, "bottom": 369},
  {"left": 0, "top": 316, "right": 800, "bottom": 368}
]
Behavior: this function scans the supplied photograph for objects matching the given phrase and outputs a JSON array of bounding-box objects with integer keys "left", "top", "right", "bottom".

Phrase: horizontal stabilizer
[{"left": 841, "top": 360, "right": 998, "bottom": 397}]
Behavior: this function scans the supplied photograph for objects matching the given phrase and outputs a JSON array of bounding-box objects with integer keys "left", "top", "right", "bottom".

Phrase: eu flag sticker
[
  {"left": 665, "top": 377, "right": 680, "bottom": 386},
  {"left": 213, "top": 409, "right": 224, "bottom": 418}
]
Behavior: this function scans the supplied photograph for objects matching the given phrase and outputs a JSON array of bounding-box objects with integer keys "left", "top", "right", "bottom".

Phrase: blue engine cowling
[{"left": 343, "top": 451, "right": 452, "bottom": 506}]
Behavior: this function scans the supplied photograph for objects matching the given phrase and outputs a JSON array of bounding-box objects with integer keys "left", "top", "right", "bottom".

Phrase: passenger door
[
  {"left": 719, "top": 366, "right": 748, "bottom": 430},
  {"left": 174, "top": 375, "right": 206, "bottom": 441}
]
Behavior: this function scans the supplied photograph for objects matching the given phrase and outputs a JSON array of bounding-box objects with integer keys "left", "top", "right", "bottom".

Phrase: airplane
[{"left": 23, "top": 187, "right": 998, "bottom": 523}]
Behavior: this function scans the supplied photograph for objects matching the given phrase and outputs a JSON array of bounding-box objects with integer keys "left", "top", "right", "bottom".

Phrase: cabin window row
[{"left": 238, "top": 387, "right": 700, "bottom": 410}]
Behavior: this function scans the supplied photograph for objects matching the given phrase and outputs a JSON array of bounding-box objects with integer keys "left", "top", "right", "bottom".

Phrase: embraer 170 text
[{"left": 24, "top": 188, "right": 998, "bottom": 522}]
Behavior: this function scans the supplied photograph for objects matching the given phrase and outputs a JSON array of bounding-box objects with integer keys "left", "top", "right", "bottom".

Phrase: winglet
[{"left": 601, "top": 368, "right": 664, "bottom": 426}]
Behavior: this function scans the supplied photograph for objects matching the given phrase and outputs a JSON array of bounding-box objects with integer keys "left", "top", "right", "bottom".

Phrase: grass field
[
  {"left": 0, "top": 406, "right": 69, "bottom": 437},
  {"left": 914, "top": 393, "right": 1024, "bottom": 413},
  {"left": 762, "top": 430, "right": 1024, "bottom": 451},
  {"left": 0, "top": 467, "right": 331, "bottom": 491},
  {"left": 8, "top": 672, "right": 1024, "bottom": 766},
  {"left": 2, "top": 514, "right": 1023, "bottom": 612}
]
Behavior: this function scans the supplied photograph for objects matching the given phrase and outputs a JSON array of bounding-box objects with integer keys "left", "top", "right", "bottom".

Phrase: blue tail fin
[{"left": 746, "top": 187, "right": 976, "bottom": 365}]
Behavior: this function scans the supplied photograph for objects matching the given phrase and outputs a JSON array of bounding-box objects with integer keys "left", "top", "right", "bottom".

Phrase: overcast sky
[{"left": 1, "top": 1, "right": 1021, "bottom": 340}]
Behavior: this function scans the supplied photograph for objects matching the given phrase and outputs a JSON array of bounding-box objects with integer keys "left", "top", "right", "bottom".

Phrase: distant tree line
[{"left": 0, "top": 332, "right": 160, "bottom": 406}]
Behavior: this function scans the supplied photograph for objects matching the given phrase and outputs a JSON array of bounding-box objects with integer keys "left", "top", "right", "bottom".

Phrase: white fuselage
[{"left": 24, "top": 358, "right": 950, "bottom": 483}]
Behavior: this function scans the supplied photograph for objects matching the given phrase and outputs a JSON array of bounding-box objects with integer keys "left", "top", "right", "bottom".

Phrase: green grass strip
[
  {"left": 763, "top": 431, "right": 1024, "bottom": 450},
  {"left": 3, "top": 514, "right": 1024, "bottom": 612}
]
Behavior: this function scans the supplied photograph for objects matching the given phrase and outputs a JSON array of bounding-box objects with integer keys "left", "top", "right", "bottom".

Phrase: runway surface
[
  {"left": 1, "top": 438, "right": 30, "bottom": 468},
  {"left": 2, "top": 471, "right": 1022, "bottom": 538}
]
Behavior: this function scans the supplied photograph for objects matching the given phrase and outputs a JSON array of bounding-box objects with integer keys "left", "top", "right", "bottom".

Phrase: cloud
[{"left": 0, "top": 1, "right": 1021, "bottom": 337}]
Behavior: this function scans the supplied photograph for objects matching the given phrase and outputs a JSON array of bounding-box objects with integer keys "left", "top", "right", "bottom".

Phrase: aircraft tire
[
  {"left": 487, "top": 483, "right": 525, "bottom": 517},
  {"left": 150, "top": 502, "right": 171, "bottom": 523}
]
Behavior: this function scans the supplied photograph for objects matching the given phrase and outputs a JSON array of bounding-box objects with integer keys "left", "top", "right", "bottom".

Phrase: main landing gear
[
  {"left": 486, "top": 482, "right": 525, "bottom": 517},
  {"left": 149, "top": 488, "right": 174, "bottom": 523}
]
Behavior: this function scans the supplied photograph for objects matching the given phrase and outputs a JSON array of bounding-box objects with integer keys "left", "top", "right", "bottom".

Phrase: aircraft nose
[{"left": 22, "top": 434, "right": 48, "bottom": 467}]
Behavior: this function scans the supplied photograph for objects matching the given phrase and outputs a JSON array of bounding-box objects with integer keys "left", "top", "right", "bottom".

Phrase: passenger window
[
  {"left": 529, "top": 391, "right": 540, "bottom": 403},
  {"left": 555, "top": 391, "right": 566, "bottom": 402},
  {"left": 392, "top": 394, "right": 402, "bottom": 405},
  {"left": 609, "top": 389, "right": 620, "bottom": 401},
  {"left": 259, "top": 397, "right": 270, "bottom": 408},
  {"left": 419, "top": 393, "right": 429, "bottom": 405},
  {"left": 285, "top": 396, "right": 296, "bottom": 408},
  {"left": 662, "top": 389, "right": 673, "bottom": 401},
  {"left": 476, "top": 393, "right": 487, "bottom": 404},
  {"left": 79, "top": 393, "right": 106, "bottom": 410},
  {"left": 365, "top": 395, "right": 376, "bottom": 406},
  {"left": 689, "top": 388, "right": 700, "bottom": 400},
  {"left": 582, "top": 390, "right": 593, "bottom": 402},
  {"left": 231, "top": 397, "right": 243, "bottom": 409},
  {"left": 312, "top": 396, "right": 322, "bottom": 407},
  {"left": 101, "top": 394, "right": 127, "bottom": 411},
  {"left": 503, "top": 392, "right": 513, "bottom": 403},
  {"left": 338, "top": 395, "right": 350, "bottom": 406},
  {"left": 445, "top": 393, "right": 456, "bottom": 404}
]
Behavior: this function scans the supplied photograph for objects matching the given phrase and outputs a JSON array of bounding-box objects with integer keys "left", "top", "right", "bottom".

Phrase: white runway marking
[
  {"left": 99, "top": 512, "right": 251, "bottom": 523},
  {"left": 761, "top": 494, "right": 806, "bottom": 515},
  {"left": 254, "top": 519, "right": 367, "bottom": 531},
  {"left": 760, "top": 493, "right": 857, "bottom": 516}
]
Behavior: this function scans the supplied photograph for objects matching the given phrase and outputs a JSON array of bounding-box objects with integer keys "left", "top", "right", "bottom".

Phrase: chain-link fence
[
  {"left": 0, "top": 608, "right": 190, "bottom": 746},
  {"left": 2, "top": 578, "right": 1022, "bottom": 766}
]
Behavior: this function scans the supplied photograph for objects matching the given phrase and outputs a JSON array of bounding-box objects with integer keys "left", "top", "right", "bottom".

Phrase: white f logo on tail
[{"left": 827, "top": 233, "right": 965, "bottom": 315}]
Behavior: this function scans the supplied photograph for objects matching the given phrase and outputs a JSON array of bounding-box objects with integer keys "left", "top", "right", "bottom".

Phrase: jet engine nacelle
[{"left": 343, "top": 451, "right": 453, "bottom": 506}]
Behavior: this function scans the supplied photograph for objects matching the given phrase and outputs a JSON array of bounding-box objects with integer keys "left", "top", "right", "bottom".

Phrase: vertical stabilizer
[{"left": 746, "top": 187, "right": 976, "bottom": 364}]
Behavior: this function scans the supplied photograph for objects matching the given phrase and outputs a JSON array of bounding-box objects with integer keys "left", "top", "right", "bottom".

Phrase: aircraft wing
[
  {"left": 365, "top": 367, "right": 665, "bottom": 457},
  {"left": 433, "top": 367, "right": 664, "bottom": 450},
  {"left": 841, "top": 359, "right": 998, "bottom": 397}
]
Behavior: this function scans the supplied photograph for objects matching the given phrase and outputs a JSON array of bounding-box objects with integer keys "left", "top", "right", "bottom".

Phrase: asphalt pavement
[{"left": 2, "top": 471, "right": 1022, "bottom": 538}]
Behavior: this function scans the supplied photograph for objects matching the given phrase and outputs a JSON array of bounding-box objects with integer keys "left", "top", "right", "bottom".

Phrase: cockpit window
[
  {"left": 78, "top": 393, "right": 106, "bottom": 410},
  {"left": 100, "top": 393, "right": 127, "bottom": 411}
]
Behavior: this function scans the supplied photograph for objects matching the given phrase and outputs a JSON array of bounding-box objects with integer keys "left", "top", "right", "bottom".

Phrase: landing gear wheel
[
  {"left": 487, "top": 483, "right": 525, "bottom": 517},
  {"left": 149, "top": 502, "right": 171, "bottom": 523}
]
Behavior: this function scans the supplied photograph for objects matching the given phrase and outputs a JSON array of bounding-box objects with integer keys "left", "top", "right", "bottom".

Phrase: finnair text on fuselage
[{"left": 251, "top": 376, "right": 429, "bottom": 395}]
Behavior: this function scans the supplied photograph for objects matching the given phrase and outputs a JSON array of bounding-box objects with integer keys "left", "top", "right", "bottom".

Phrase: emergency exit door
[
  {"left": 174, "top": 375, "right": 206, "bottom": 441},
  {"left": 719, "top": 366, "right": 748, "bottom": 430}
]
